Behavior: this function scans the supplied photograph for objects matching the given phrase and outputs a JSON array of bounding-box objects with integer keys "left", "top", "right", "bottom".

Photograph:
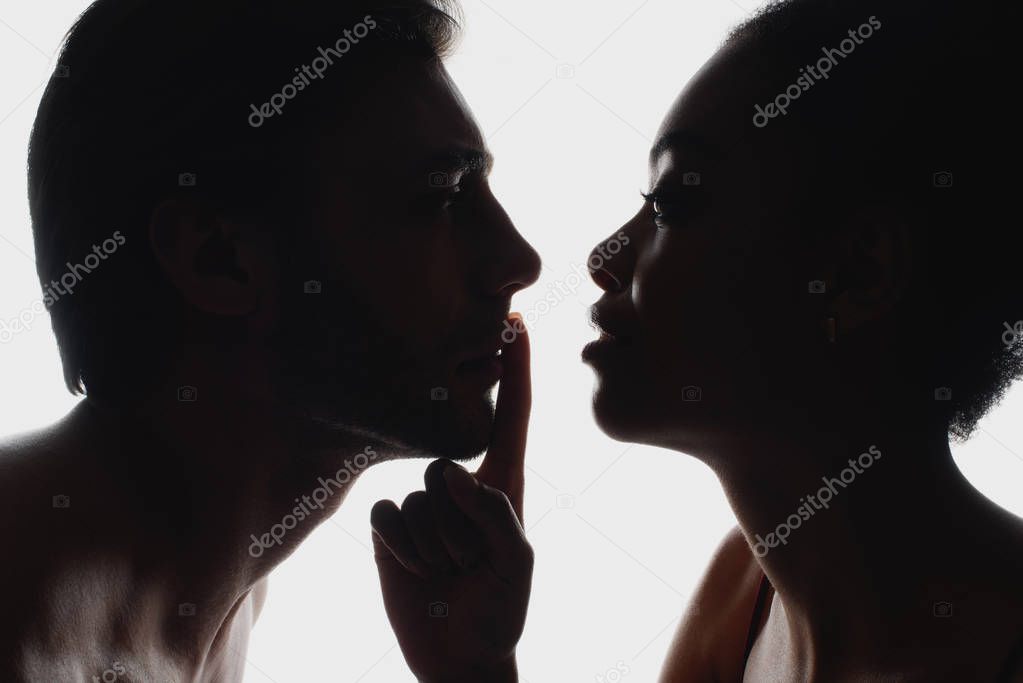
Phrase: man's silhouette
[{"left": 2, "top": 0, "right": 538, "bottom": 680}]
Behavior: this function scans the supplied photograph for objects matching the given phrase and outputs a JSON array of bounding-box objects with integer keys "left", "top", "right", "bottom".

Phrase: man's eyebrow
[
  {"left": 418, "top": 148, "right": 494, "bottom": 178},
  {"left": 649, "top": 130, "right": 719, "bottom": 163}
]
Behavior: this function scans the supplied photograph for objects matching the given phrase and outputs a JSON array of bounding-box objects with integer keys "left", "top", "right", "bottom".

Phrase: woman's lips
[{"left": 582, "top": 334, "right": 629, "bottom": 363}]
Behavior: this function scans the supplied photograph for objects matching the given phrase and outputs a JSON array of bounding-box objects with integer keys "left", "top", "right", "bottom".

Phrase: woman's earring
[{"left": 824, "top": 316, "right": 838, "bottom": 343}]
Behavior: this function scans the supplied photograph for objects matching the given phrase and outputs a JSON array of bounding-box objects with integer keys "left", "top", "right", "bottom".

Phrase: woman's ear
[
  {"left": 819, "top": 204, "right": 914, "bottom": 335},
  {"left": 148, "top": 199, "right": 274, "bottom": 317}
]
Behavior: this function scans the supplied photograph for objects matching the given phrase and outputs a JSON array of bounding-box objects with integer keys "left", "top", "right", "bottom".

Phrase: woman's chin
[
  {"left": 590, "top": 379, "right": 717, "bottom": 452},
  {"left": 589, "top": 382, "right": 657, "bottom": 443}
]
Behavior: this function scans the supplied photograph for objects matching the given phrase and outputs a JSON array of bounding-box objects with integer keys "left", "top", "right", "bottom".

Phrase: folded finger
[
  {"left": 401, "top": 490, "right": 456, "bottom": 575},
  {"left": 424, "top": 459, "right": 486, "bottom": 570},
  {"left": 443, "top": 464, "right": 533, "bottom": 583},
  {"left": 370, "top": 499, "right": 430, "bottom": 580}
]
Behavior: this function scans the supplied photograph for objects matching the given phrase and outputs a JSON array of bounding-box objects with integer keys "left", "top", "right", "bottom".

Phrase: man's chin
[{"left": 390, "top": 393, "right": 495, "bottom": 462}]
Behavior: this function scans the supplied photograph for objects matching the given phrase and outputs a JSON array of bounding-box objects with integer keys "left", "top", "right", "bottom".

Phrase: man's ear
[
  {"left": 817, "top": 205, "right": 914, "bottom": 334},
  {"left": 148, "top": 199, "right": 273, "bottom": 317}
]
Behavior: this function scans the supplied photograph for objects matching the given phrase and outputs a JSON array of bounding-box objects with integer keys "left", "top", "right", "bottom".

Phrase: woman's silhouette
[{"left": 583, "top": 0, "right": 1023, "bottom": 680}]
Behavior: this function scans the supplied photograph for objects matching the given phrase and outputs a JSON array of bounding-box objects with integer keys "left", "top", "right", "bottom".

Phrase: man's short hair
[{"left": 28, "top": 0, "right": 460, "bottom": 399}]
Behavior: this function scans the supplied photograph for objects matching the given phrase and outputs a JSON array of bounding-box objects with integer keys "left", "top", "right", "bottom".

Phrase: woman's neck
[{"left": 712, "top": 425, "right": 1014, "bottom": 660}]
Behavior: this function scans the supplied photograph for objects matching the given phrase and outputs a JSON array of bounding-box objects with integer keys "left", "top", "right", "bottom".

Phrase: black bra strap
[{"left": 742, "top": 572, "right": 773, "bottom": 671}]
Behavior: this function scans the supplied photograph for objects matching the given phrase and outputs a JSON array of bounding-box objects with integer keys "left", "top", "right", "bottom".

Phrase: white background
[{"left": 2, "top": 1, "right": 1022, "bottom": 681}]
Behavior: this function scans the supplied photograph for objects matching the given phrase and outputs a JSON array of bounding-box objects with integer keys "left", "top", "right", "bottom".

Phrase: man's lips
[
  {"left": 457, "top": 354, "right": 503, "bottom": 375},
  {"left": 452, "top": 329, "right": 506, "bottom": 385},
  {"left": 456, "top": 332, "right": 505, "bottom": 368}
]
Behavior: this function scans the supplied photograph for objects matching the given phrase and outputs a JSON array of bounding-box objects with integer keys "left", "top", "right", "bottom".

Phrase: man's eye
[
  {"left": 422, "top": 183, "right": 466, "bottom": 211},
  {"left": 440, "top": 185, "right": 463, "bottom": 208}
]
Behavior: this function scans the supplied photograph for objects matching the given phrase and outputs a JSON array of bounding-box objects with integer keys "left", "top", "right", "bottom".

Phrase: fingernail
[
  {"left": 501, "top": 314, "right": 525, "bottom": 346},
  {"left": 443, "top": 464, "right": 477, "bottom": 496}
]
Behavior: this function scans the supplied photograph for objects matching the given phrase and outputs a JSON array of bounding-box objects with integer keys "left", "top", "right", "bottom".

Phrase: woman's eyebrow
[{"left": 649, "top": 130, "right": 720, "bottom": 163}]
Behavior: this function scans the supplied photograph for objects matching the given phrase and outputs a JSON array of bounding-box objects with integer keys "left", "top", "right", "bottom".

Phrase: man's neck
[{"left": 70, "top": 391, "right": 384, "bottom": 668}]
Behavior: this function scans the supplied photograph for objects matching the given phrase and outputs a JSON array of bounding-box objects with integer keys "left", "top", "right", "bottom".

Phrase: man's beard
[{"left": 266, "top": 278, "right": 496, "bottom": 462}]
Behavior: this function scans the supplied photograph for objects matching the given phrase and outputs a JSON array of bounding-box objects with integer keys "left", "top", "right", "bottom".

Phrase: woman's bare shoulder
[{"left": 658, "top": 525, "right": 763, "bottom": 683}]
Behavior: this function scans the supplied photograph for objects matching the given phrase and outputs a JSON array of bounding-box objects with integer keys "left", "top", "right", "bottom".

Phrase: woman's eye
[
  {"left": 652, "top": 197, "right": 681, "bottom": 228},
  {"left": 645, "top": 188, "right": 707, "bottom": 229}
]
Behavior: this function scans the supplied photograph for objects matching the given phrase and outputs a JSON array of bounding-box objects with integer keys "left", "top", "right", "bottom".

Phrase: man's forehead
[{"left": 314, "top": 60, "right": 486, "bottom": 175}]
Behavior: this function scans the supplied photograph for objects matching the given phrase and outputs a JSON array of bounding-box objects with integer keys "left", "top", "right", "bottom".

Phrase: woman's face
[{"left": 583, "top": 41, "right": 827, "bottom": 456}]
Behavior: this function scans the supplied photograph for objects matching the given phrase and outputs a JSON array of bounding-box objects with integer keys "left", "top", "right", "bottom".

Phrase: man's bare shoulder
[
  {"left": 0, "top": 417, "right": 167, "bottom": 677},
  {"left": 658, "top": 525, "right": 763, "bottom": 683},
  {"left": 0, "top": 417, "right": 86, "bottom": 543},
  {"left": 0, "top": 421, "right": 90, "bottom": 667}
]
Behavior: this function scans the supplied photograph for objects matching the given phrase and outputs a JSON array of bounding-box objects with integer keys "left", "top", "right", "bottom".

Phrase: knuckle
[
  {"left": 478, "top": 482, "right": 511, "bottom": 510},
  {"left": 519, "top": 538, "right": 535, "bottom": 565},
  {"left": 400, "top": 490, "right": 429, "bottom": 513}
]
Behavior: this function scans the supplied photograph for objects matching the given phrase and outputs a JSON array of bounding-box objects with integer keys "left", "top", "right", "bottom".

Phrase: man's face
[{"left": 272, "top": 57, "right": 540, "bottom": 460}]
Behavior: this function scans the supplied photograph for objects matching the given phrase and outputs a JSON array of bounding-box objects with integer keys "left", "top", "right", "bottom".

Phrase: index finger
[{"left": 475, "top": 312, "right": 530, "bottom": 523}]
